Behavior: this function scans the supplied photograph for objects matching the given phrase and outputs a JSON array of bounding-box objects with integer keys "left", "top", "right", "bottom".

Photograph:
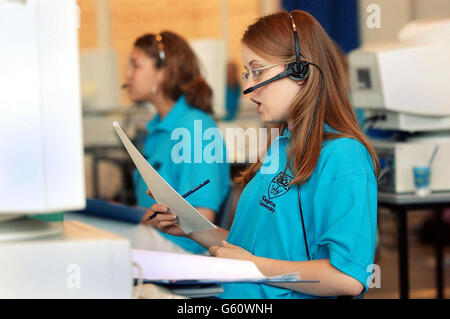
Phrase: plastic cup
[{"left": 412, "top": 165, "right": 431, "bottom": 196}]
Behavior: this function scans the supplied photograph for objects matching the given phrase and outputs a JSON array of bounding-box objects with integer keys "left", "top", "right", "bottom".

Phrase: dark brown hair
[
  {"left": 134, "top": 31, "right": 213, "bottom": 114},
  {"left": 236, "top": 10, "right": 379, "bottom": 186}
]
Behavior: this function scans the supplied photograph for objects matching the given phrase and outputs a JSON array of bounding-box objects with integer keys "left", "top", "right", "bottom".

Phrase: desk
[{"left": 378, "top": 191, "right": 450, "bottom": 299}]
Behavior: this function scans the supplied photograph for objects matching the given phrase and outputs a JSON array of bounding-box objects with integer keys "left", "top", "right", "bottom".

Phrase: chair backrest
[{"left": 215, "top": 185, "right": 239, "bottom": 230}]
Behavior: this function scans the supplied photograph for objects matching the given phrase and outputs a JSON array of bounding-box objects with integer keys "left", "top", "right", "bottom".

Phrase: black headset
[
  {"left": 155, "top": 33, "right": 166, "bottom": 68},
  {"left": 243, "top": 12, "right": 325, "bottom": 262},
  {"left": 242, "top": 13, "right": 310, "bottom": 95}
]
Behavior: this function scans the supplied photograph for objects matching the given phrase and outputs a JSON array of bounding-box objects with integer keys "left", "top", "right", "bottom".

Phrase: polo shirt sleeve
[{"left": 312, "top": 139, "right": 378, "bottom": 293}]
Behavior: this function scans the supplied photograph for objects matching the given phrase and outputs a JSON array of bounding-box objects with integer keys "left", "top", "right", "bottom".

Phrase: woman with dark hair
[
  {"left": 125, "top": 31, "right": 230, "bottom": 254},
  {"left": 148, "top": 11, "right": 379, "bottom": 298}
]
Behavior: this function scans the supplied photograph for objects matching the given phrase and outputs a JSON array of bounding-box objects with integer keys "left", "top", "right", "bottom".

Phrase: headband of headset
[
  {"left": 155, "top": 33, "right": 165, "bottom": 68},
  {"left": 243, "top": 12, "right": 309, "bottom": 94}
]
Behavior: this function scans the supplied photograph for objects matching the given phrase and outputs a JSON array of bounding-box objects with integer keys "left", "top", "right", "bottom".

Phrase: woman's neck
[{"left": 152, "top": 95, "right": 175, "bottom": 119}]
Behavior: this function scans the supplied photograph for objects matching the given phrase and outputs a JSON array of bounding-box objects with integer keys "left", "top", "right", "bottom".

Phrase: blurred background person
[{"left": 125, "top": 31, "right": 231, "bottom": 254}]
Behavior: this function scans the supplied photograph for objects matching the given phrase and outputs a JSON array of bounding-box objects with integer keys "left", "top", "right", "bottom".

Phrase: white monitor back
[
  {"left": 0, "top": 0, "right": 85, "bottom": 214},
  {"left": 349, "top": 19, "right": 450, "bottom": 119},
  {"left": 190, "top": 39, "right": 226, "bottom": 119},
  {"left": 80, "top": 48, "right": 122, "bottom": 111}
]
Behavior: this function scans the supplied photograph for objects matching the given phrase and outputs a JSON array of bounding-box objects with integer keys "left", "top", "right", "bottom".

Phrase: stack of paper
[{"left": 132, "top": 249, "right": 300, "bottom": 284}]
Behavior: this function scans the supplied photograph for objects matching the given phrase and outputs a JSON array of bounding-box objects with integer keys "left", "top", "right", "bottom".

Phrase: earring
[{"left": 151, "top": 85, "right": 158, "bottom": 94}]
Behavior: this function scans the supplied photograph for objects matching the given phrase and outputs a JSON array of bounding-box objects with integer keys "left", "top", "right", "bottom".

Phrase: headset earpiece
[
  {"left": 287, "top": 61, "right": 309, "bottom": 81},
  {"left": 242, "top": 12, "right": 312, "bottom": 95},
  {"left": 155, "top": 33, "right": 165, "bottom": 68},
  {"left": 288, "top": 13, "right": 309, "bottom": 82}
]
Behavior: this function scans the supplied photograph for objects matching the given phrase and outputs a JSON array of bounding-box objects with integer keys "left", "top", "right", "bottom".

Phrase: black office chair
[{"left": 215, "top": 187, "right": 235, "bottom": 230}]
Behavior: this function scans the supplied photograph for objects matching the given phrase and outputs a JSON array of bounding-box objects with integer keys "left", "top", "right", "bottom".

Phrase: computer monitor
[{"left": 0, "top": 0, "right": 85, "bottom": 240}]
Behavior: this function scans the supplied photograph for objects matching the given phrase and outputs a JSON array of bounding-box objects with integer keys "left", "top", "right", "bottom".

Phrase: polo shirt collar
[
  {"left": 146, "top": 95, "right": 189, "bottom": 134},
  {"left": 275, "top": 122, "right": 337, "bottom": 142}
]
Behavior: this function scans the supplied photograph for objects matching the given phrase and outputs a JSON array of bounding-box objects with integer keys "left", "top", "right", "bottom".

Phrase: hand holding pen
[{"left": 143, "top": 179, "right": 210, "bottom": 222}]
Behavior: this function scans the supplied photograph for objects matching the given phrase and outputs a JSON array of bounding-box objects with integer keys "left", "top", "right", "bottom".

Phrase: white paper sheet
[
  {"left": 113, "top": 121, "right": 216, "bottom": 233},
  {"left": 132, "top": 249, "right": 300, "bottom": 284}
]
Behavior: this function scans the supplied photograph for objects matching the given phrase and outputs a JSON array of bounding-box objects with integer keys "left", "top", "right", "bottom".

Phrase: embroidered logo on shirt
[
  {"left": 259, "top": 195, "right": 276, "bottom": 213},
  {"left": 268, "top": 172, "right": 293, "bottom": 199},
  {"left": 259, "top": 172, "right": 293, "bottom": 214}
]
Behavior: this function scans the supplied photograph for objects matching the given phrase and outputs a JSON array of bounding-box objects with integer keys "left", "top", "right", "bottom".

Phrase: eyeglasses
[{"left": 241, "top": 63, "right": 283, "bottom": 82}]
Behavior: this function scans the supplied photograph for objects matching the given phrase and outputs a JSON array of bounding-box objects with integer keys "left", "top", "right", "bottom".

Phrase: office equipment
[
  {"left": 0, "top": 0, "right": 85, "bottom": 224},
  {"left": 0, "top": 221, "right": 131, "bottom": 298},
  {"left": 132, "top": 249, "right": 300, "bottom": 284},
  {"left": 350, "top": 20, "right": 450, "bottom": 300},
  {"left": 113, "top": 121, "right": 216, "bottom": 233},
  {"left": 374, "top": 138, "right": 450, "bottom": 193},
  {"left": 349, "top": 19, "right": 450, "bottom": 193},
  {"left": 0, "top": 0, "right": 132, "bottom": 298},
  {"left": 71, "top": 198, "right": 146, "bottom": 224},
  {"left": 80, "top": 48, "right": 121, "bottom": 111},
  {"left": 349, "top": 19, "right": 450, "bottom": 131},
  {"left": 190, "top": 39, "right": 226, "bottom": 118}
]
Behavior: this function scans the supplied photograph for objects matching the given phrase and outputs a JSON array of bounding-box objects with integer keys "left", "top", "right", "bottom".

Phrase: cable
[
  {"left": 297, "top": 62, "right": 325, "bottom": 261},
  {"left": 298, "top": 63, "right": 324, "bottom": 166},
  {"left": 132, "top": 261, "right": 144, "bottom": 299},
  {"left": 298, "top": 186, "right": 311, "bottom": 260},
  {"left": 363, "top": 114, "right": 386, "bottom": 132}
]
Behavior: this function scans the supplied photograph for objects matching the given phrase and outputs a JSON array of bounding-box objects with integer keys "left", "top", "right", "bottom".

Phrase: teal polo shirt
[
  {"left": 219, "top": 124, "right": 378, "bottom": 299},
  {"left": 133, "top": 95, "right": 231, "bottom": 253}
]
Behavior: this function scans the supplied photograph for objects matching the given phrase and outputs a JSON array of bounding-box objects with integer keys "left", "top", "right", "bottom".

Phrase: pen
[{"left": 145, "top": 179, "right": 210, "bottom": 222}]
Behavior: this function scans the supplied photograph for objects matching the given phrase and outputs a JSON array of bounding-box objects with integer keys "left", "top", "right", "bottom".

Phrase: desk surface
[
  {"left": 64, "top": 212, "right": 152, "bottom": 250},
  {"left": 378, "top": 191, "right": 450, "bottom": 205}
]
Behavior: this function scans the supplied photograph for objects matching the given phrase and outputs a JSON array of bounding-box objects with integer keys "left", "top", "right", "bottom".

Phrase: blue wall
[
  {"left": 282, "top": 0, "right": 360, "bottom": 53},
  {"left": 283, "top": 0, "right": 371, "bottom": 130}
]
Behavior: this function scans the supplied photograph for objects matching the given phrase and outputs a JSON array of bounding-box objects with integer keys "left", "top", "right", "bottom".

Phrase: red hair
[{"left": 236, "top": 10, "right": 379, "bottom": 186}]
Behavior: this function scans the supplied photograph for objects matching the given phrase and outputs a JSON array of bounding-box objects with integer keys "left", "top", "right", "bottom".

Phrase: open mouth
[{"left": 251, "top": 99, "right": 262, "bottom": 113}]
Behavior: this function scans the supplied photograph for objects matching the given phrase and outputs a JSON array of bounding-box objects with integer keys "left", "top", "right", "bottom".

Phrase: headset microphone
[
  {"left": 243, "top": 12, "right": 326, "bottom": 263},
  {"left": 243, "top": 68, "right": 294, "bottom": 94},
  {"left": 242, "top": 14, "right": 309, "bottom": 95}
]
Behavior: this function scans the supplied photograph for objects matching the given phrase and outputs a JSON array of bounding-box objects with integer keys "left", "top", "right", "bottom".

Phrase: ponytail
[{"left": 182, "top": 78, "right": 213, "bottom": 114}]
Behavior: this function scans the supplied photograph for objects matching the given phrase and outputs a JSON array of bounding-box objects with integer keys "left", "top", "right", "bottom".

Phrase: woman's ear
[
  {"left": 156, "top": 67, "right": 166, "bottom": 86},
  {"left": 296, "top": 80, "right": 305, "bottom": 86}
]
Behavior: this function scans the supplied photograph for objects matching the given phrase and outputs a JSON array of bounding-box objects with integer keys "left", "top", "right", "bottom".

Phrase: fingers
[
  {"left": 209, "top": 244, "right": 227, "bottom": 257},
  {"left": 150, "top": 205, "right": 177, "bottom": 228},
  {"left": 209, "top": 245, "right": 220, "bottom": 256},
  {"left": 150, "top": 203, "right": 169, "bottom": 213},
  {"left": 222, "top": 241, "right": 235, "bottom": 247},
  {"left": 209, "top": 241, "right": 235, "bottom": 257},
  {"left": 155, "top": 213, "right": 178, "bottom": 222},
  {"left": 142, "top": 203, "right": 175, "bottom": 225},
  {"left": 158, "top": 220, "right": 178, "bottom": 228},
  {"left": 142, "top": 202, "right": 187, "bottom": 237}
]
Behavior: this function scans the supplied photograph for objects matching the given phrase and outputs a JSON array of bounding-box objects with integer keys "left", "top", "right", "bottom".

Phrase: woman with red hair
[{"left": 149, "top": 11, "right": 379, "bottom": 299}]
